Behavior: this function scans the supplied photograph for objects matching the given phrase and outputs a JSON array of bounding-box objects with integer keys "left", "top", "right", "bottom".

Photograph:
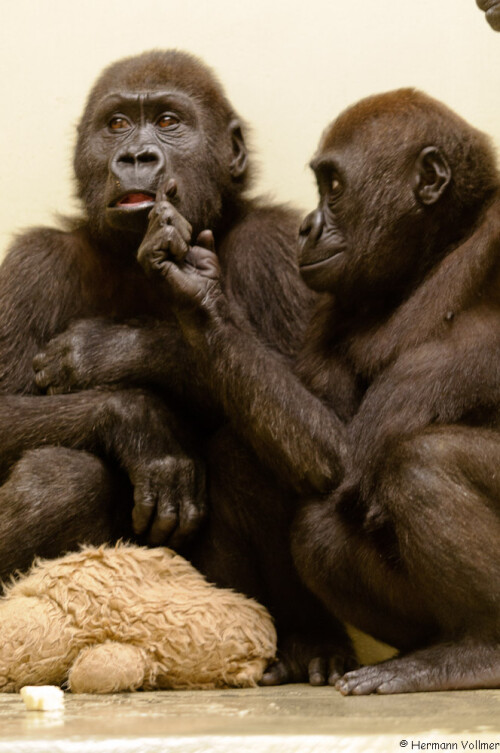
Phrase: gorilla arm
[
  {"left": 0, "top": 234, "right": 205, "bottom": 546},
  {"left": 348, "top": 305, "right": 500, "bottom": 502},
  {"left": 34, "top": 317, "right": 203, "bottom": 400},
  {"left": 33, "top": 200, "right": 309, "bottom": 417},
  {"left": 136, "top": 194, "right": 500, "bottom": 499},
  {"left": 32, "top": 189, "right": 204, "bottom": 402},
  {"left": 139, "top": 234, "right": 350, "bottom": 496},
  {"left": 346, "top": 197, "right": 500, "bottom": 496},
  {"left": 196, "top": 318, "right": 348, "bottom": 494}
]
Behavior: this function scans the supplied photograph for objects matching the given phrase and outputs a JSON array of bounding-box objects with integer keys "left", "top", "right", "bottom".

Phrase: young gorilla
[
  {"left": 139, "top": 89, "right": 500, "bottom": 693},
  {"left": 2, "top": 50, "right": 351, "bottom": 683}
]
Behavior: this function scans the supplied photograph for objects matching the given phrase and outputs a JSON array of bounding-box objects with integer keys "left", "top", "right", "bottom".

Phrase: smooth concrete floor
[{"left": 0, "top": 686, "right": 499, "bottom": 753}]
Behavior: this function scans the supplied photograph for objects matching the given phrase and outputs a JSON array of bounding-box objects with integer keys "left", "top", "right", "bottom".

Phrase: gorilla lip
[
  {"left": 299, "top": 249, "right": 345, "bottom": 269},
  {"left": 112, "top": 192, "right": 155, "bottom": 208}
]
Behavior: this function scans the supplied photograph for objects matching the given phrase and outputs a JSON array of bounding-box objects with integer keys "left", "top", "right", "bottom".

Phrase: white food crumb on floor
[{"left": 20, "top": 686, "right": 64, "bottom": 711}]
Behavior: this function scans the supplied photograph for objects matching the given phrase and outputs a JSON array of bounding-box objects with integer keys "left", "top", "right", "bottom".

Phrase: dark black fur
[
  {"left": 293, "top": 89, "right": 500, "bottom": 693},
  {"left": 141, "top": 88, "right": 500, "bottom": 693},
  {"left": 0, "top": 50, "right": 352, "bottom": 683}
]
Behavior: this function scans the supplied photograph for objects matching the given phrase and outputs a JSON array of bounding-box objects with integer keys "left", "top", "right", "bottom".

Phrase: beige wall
[{"left": 1, "top": 0, "right": 499, "bottom": 257}]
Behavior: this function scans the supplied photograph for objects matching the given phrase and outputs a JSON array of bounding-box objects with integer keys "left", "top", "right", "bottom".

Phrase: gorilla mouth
[
  {"left": 299, "top": 244, "right": 346, "bottom": 269},
  {"left": 112, "top": 192, "right": 155, "bottom": 208},
  {"left": 299, "top": 252, "right": 345, "bottom": 270},
  {"left": 106, "top": 191, "right": 156, "bottom": 231}
]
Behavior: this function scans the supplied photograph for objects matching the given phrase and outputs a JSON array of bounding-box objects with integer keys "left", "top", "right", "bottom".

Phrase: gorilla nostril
[
  {"left": 118, "top": 151, "right": 157, "bottom": 165},
  {"left": 137, "top": 150, "right": 159, "bottom": 164},
  {"left": 119, "top": 153, "right": 136, "bottom": 165},
  {"left": 300, "top": 210, "right": 324, "bottom": 243},
  {"left": 115, "top": 146, "right": 162, "bottom": 167}
]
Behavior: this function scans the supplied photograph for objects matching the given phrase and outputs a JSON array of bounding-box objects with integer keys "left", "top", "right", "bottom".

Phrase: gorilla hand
[
  {"left": 33, "top": 319, "right": 131, "bottom": 394},
  {"left": 137, "top": 179, "right": 193, "bottom": 269},
  {"left": 139, "top": 226, "right": 225, "bottom": 326},
  {"left": 131, "top": 455, "right": 207, "bottom": 549},
  {"left": 98, "top": 389, "right": 207, "bottom": 549}
]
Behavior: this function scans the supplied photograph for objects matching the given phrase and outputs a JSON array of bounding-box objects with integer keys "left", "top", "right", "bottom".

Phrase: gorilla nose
[
  {"left": 299, "top": 210, "right": 324, "bottom": 244},
  {"left": 111, "top": 144, "right": 165, "bottom": 181}
]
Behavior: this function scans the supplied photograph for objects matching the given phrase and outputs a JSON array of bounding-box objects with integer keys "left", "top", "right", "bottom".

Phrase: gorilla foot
[
  {"left": 261, "top": 632, "right": 358, "bottom": 686},
  {"left": 336, "top": 641, "right": 500, "bottom": 694}
]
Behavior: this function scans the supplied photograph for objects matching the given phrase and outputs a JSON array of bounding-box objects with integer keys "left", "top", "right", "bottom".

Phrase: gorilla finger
[
  {"left": 155, "top": 203, "right": 176, "bottom": 226},
  {"left": 32, "top": 352, "right": 48, "bottom": 372},
  {"left": 185, "top": 245, "right": 220, "bottom": 279},
  {"left": 168, "top": 236, "right": 190, "bottom": 262},
  {"left": 260, "top": 660, "right": 292, "bottom": 686},
  {"left": 34, "top": 368, "right": 50, "bottom": 389},
  {"left": 145, "top": 248, "right": 169, "bottom": 271},
  {"left": 167, "top": 499, "right": 206, "bottom": 550},
  {"left": 308, "top": 657, "right": 328, "bottom": 686},
  {"left": 139, "top": 244, "right": 178, "bottom": 274},
  {"left": 198, "top": 255, "right": 220, "bottom": 279},
  {"left": 160, "top": 204, "right": 192, "bottom": 237},
  {"left": 335, "top": 674, "right": 377, "bottom": 696},
  {"left": 155, "top": 178, "right": 177, "bottom": 203},
  {"left": 154, "top": 185, "right": 167, "bottom": 204},
  {"left": 164, "top": 219, "right": 192, "bottom": 254},
  {"left": 161, "top": 459, "right": 201, "bottom": 546},
  {"left": 165, "top": 178, "right": 178, "bottom": 200},
  {"left": 152, "top": 202, "right": 192, "bottom": 244},
  {"left": 148, "top": 516, "right": 178, "bottom": 546},
  {"left": 328, "top": 657, "right": 345, "bottom": 686},
  {"left": 196, "top": 230, "right": 215, "bottom": 252},
  {"left": 151, "top": 224, "right": 189, "bottom": 261},
  {"left": 47, "top": 384, "right": 71, "bottom": 395},
  {"left": 132, "top": 492, "right": 156, "bottom": 536},
  {"left": 148, "top": 497, "right": 179, "bottom": 546}
]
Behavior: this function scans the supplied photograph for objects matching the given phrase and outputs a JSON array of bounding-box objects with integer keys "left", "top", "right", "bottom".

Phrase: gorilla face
[
  {"left": 297, "top": 91, "right": 466, "bottom": 305},
  {"left": 73, "top": 52, "right": 248, "bottom": 244},
  {"left": 94, "top": 90, "right": 206, "bottom": 234}
]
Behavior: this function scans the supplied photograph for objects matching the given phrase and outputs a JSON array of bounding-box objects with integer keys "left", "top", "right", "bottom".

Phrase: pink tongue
[{"left": 118, "top": 193, "right": 153, "bottom": 205}]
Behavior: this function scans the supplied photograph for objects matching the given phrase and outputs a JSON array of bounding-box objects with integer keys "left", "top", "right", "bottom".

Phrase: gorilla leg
[
  {"left": 0, "top": 447, "right": 132, "bottom": 582},
  {"left": 188, "top": 427, "right": 356, "bottom": 685},
  {"left": 292, "top": 490, "right": 434, "bottom": 652},
  {"left": 293, "top": 425, "right": 500, "bottom": 693},
  {"left": 188, "top": 430, "right": 268, "bottom": 600}
]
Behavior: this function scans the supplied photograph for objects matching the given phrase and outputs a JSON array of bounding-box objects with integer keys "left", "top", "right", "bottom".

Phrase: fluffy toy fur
[{"left": 0, "top": 543, "right": 277, "bottom": 693}]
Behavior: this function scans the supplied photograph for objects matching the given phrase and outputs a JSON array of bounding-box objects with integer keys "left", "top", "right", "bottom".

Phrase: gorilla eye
[
  {"left": 108, "top": 116, "right": 131, "bottom": 131},
  {"left": 330, "top": 177, "right": 343, "bottom": 199},
  {"left": 157, "top": 114, "right": 180, "bottom": 128}
]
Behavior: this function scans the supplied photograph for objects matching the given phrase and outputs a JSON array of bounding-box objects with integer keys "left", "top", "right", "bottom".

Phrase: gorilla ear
[
  {"left": 412, "top": 146, "right": 451, "bottom": 206},
  {"left": 228, "top": 119, "right": 248, "bottom": 179}
]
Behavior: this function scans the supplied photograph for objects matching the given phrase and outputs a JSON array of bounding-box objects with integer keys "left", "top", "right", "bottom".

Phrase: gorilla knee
[
  {"left": 377, "top": 428, "right": 468, "bottom": 504},
  {"left": 9, "top": 447, "right": 114, "bottom": 511},
  {"left": 0, "top": 448, "right": 120, "bottom": 580},
  {"left": 291, "top": 499, "right": 341, "bottom": 583}
]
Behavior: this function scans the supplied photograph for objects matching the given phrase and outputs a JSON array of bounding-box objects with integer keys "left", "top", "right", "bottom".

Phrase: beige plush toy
[{"left": 0, "top": 543, "right": 276, "bottom": 693}]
